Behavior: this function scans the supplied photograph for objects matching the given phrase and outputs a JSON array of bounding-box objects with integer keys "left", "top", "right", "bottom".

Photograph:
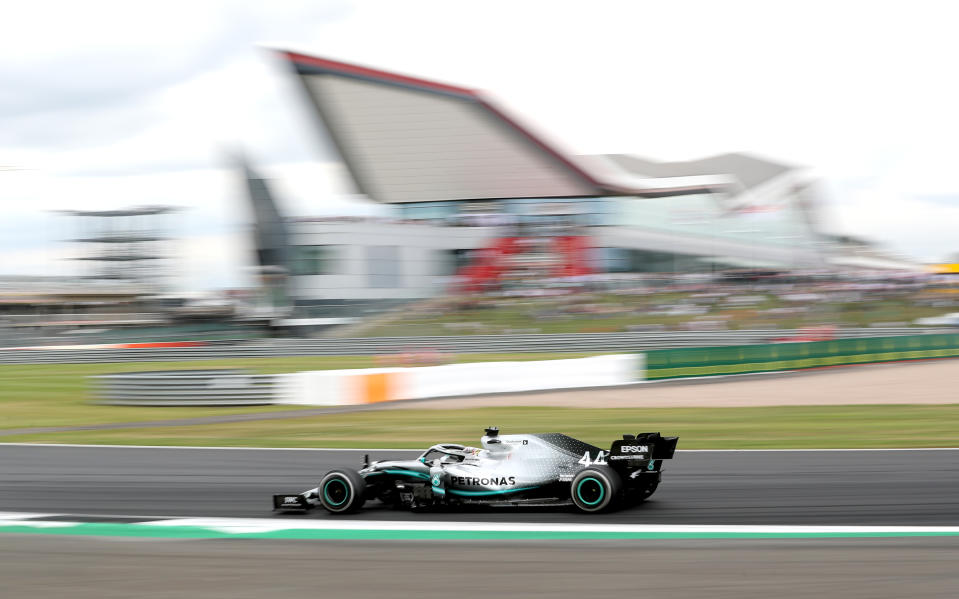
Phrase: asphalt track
[
  {"left": 1, "top": 444, "right": 958, "bottom": 525},
  {"left": 4, "top": 535, "right": 958, "bottom": 599},
  {"left": 3, "top": 445, "right": 959, "bottom": 599}
]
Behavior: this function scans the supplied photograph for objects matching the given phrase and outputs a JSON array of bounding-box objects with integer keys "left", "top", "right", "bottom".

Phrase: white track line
[
  {"left": 138, "top": 519, "right": 959, "bottom": 535},
  {"left": 0, "top": 512, "right": 56, "bottom": 520},
  {"left": 1, "top": 513, "right": 957, "bottom": 536}
]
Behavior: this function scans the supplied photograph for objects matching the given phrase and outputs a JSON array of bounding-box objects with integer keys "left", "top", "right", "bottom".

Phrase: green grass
[
  {"left": 5, "top": 350, "right": 958, "bottom": 450},
  {"left": 3, "top": 405, "right": 959, "bottom": 449},
  {"left": 0, "top": 353, "right": 603, "bottom": 430}
]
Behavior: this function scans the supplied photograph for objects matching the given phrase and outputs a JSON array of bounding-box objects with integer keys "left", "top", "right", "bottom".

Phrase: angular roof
[
  {"left": 279, "top": 51, "right": 726, "bottom": 203},
  {"left": 602, "top": 152, "right": 794, "bottom": 191}
]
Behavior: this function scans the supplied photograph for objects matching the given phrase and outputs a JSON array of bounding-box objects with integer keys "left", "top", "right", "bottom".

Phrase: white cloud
[{"left": 833, "top": 190, "right": 959, "bottom": 262}]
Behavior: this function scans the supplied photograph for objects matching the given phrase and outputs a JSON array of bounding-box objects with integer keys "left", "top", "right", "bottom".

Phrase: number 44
[{"left": 578, "top": 451, "right": 606, "bottom": 466}]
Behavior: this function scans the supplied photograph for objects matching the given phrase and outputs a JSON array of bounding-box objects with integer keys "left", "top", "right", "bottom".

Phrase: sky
[{"left": 2, "top": 0, "right": 958, "bottom": 290}]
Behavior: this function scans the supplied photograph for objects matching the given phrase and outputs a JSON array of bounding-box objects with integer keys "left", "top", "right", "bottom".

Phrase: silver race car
[{"left": 273, "top": 427, "right": 678, "bottom": 514}]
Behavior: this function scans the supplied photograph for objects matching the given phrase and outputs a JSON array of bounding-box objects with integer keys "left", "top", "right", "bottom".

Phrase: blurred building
[
  {"left": 0, "top": 275, "right": 161, "bottom": 346},
  {"left": 0, "top": 274, "right": 268, "bottom": 347},
  {"left": 61, "top": 206, "right": 179, "bottom": 288},
  {"left": 253, "top": 52, "right": 842, "bottom": 317},
  {"left": 825, "top": 234, "right": 921, "bottom": 271},
  {"left": 0, "top": 204, "right": 255, "bottom": 345},
  {"left": 0, "top": 276, "right": 154, "bottom": 318}
]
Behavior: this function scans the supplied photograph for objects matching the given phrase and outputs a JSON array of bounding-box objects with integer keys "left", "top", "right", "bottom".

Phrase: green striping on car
[{"left": 381, "top": 469, "right": 430, "bottom": 480}]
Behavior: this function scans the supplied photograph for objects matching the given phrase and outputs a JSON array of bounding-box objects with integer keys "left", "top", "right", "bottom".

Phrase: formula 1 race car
[{"left": 273, "top": 428, "right": 678, "bottom": 514}]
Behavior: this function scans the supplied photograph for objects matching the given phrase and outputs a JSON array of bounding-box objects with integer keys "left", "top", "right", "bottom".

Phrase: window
[
  {"left": 444, "top": 249, "right": 472, "bottom": 275},
  {"left": 292, "top": 246, "right": 337, "bottom": 276},
  {"left": 595, "top": 247, "right": 631, "bottom": 272},
  {"left": 367, "top": 246, "right": 401, "bottom": 288}
]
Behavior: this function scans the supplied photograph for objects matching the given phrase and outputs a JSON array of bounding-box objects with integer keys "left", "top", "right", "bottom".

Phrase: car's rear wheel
[
  {"left": 570, "top": 467, "right": 622, "bottom": 513},
  {"left": 318, "top": 469, "right": 366, "bottom": 514}
]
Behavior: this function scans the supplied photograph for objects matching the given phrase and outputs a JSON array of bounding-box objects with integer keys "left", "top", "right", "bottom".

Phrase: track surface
[
  {"left": 4, "top": 535, "right": 958, "bottom": 599},
  {"left": 4, "top": 445, "right": 958, "bottom": 599},
  {"left": 2, "top": 445, "right": 957, "bottom": 524}
]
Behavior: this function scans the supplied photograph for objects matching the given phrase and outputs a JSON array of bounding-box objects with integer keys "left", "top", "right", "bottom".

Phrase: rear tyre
[
  {"left": 318, "top": 469, "right": 366, "bottom": 514},
  {"left": 570, "top": 467, "right": 622, "bottom": 513}
]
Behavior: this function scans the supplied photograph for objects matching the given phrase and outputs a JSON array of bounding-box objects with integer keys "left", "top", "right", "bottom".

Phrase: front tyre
[
  {"left": 318, "top": 469, "right": 366, "bottom": 514},
  {"left": 570, "top": 467, "right": 622, "bottom": 513}
]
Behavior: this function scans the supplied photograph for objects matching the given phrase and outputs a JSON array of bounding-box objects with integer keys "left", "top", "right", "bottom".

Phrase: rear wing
[{"left": 608, "top": 432, "right": 678, "bottom": 467}]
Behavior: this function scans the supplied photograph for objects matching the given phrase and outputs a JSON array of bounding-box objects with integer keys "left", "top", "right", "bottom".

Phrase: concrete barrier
[
  {"left": 94, "top": 369, "right": 278, "bottom": 406},
  {"left": 274, "top": 354, "right": 640, "bottom": 406},
  {"left": 278, "top": 368, "right": 404, "bottom": 406}
]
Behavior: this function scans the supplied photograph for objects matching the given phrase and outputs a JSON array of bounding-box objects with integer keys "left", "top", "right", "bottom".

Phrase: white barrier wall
[
  {"left": 277, "top": 368, "right": 403, "bottom": 406},
  {"left": 275, "top": 354, "right": 642, "bottom": 406},
  {"left": 400, "top": 354, "right": 639, "bottom": 400}
]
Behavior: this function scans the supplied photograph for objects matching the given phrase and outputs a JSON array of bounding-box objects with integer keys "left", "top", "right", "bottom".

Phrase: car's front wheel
[
  {"left": 570, "top": 467, "right": 622, "bottom": 513},
  {"left": 318, "top": 469, "right": 366, "bottom": 514}
]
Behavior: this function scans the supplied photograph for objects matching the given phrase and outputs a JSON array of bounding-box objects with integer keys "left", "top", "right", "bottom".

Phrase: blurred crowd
[{"left": 391, "top": 269, "right": 959, "bottom": 335}]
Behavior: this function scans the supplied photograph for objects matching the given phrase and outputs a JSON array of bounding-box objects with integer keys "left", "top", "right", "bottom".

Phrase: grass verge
[{"left": 3, "top": 404, "right": 958, "bottom": 449}]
